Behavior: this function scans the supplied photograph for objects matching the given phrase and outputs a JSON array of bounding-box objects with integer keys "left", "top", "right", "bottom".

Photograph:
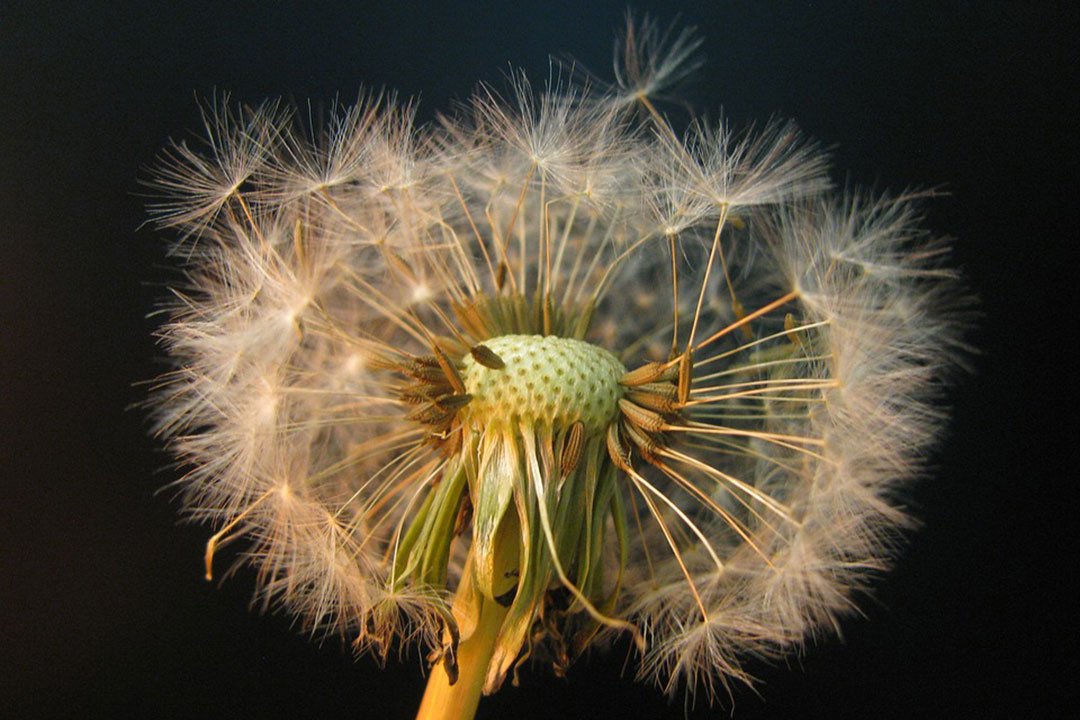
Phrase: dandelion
[{"left": 147, "top": 18, "right": 968, "bottom": 720}]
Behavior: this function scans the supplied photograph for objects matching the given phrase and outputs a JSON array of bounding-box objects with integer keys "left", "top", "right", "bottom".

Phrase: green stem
[{"left": 415, "top": 590, "right": 508, "bottom": 720}]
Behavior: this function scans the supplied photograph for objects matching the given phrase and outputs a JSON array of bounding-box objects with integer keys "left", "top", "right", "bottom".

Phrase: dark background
[{"left": 1, "top": 1, "right": 1075, "bottom": 718}]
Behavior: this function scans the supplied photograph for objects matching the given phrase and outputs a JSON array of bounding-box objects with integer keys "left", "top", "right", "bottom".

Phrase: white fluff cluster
[{"left": 148, "top": 19, "right": 967, "bottom": 704}]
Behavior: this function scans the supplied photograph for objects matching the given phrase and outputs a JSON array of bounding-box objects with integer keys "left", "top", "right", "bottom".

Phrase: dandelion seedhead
[{"left": 148, "top": 18, "right": 968, "bottom": 718}]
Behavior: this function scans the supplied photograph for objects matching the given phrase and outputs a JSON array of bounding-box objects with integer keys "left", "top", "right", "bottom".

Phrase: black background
[{"left": 1, "top": 2, "right": 1075, "bottom": 718}]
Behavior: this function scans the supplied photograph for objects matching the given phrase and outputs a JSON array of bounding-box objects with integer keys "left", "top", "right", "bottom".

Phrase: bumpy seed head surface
[{"left": 460, "top": 335, "right": 627, "bottom": 434}]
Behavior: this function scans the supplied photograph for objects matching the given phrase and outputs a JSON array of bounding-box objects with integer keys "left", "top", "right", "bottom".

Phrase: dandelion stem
[{"left": 415, "top": 590, "right": 508, "bottom": 720}]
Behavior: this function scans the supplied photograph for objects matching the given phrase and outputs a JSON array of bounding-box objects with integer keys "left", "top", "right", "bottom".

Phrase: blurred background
[{"left": 1, "top": 1, "right": 1074, "bottom": 718}]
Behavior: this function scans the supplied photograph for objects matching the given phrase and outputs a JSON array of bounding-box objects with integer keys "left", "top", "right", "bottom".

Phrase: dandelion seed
[{"left": 148, "top": 17, "right": 968, "bottom": 720}]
